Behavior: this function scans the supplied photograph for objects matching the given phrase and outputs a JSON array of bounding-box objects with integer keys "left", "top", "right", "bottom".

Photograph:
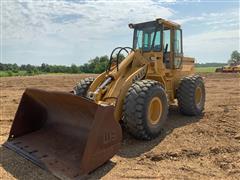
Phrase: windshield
[{"left": 133, "top": 26, "right": 161, "bottom": 52}]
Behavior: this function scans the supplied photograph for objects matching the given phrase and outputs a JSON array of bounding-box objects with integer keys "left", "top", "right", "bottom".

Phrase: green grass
[
  {"left": 0, "top": 71, "right": 9, "bottom": 77},
  {"left": 0, "top": 71, "right": 82, "bottom": 77},
  {"left": 195, "top": 67, "right": 219, "bottom": 73},
  {"left": 0, "top": 67, "right": 220, "bottom": 77},
  {"left": 0, "top": 70, "right": 27, "bottom": 77}
]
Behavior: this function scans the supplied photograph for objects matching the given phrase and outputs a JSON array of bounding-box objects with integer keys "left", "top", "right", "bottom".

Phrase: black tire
[
  {"left": 74, "top": 77, "right": 95, "bottom": 97},
  {"left": 123, "top": 79, "right": 168, "bottom": 140},
  {"left": 177, "top": 75, "right": 205, "bottom": 116}
]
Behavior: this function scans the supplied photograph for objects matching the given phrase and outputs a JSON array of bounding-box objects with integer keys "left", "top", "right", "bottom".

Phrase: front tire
[
  {"left": 177, "top": 75, "right": 205, "bottom": 116},
  {"left": 123, "top": 80, "right": 168, "bottom": 140}
]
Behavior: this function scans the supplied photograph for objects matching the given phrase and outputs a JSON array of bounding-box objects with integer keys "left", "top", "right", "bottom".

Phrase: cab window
[
  {"left": 174, "top": 29, "right": 183, "bottom": 68},
  {"left": 133, "top": 26, "right": 161, "bottom": 52},
  {"left": 163, "top": 30, "right": 171, "bottom": 52},
  {"left": 153, "top": 31, "right": 161, "bottom": 51},
  {"left": 174, "top": 29, "right": 182, "bottom": 54}
]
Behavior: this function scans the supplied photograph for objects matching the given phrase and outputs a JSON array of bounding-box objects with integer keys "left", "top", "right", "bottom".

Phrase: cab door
[
  {"left": 163, "top": 27, "right": 171, "bottom": 68},
  {"left": 173, "top": 29, "right": 183, "bottom": 69}
]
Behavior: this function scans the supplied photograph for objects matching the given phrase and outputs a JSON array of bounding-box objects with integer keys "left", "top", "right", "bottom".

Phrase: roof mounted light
[
  {"left": 156, "top": 18, "right": 181, "bottom": 28},
  {"left": 157, "top": 18, "right": 164, "bottom": 24},
  {"left": 128, "top": 23, "right": 134, "bottom": 29}
]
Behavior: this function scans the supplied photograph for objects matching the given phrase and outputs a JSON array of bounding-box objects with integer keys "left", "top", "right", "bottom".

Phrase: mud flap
[{"left": 3, "top": 88, "right": 122, "bottom": 179}]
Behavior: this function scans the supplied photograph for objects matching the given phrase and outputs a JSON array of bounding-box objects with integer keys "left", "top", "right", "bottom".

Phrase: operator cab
[{"left": 129, "top": 18, "right": 183, "bottom": 69}]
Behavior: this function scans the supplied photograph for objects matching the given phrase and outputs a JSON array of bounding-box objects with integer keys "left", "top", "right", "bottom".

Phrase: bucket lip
[
  {"left": 24, "top": 88, "right": 114, "bottom": 108},
  {"left": 3, "top": 141, "right": 47, "bottom": 170},
  {"left": 25, "top": 88, "right": 73, "bottom": 96},
  {"left": 23, "top": 88, "right": 115, "bottom": 109},
  {"left": 3, "top": 141, "right": 85, "bottom": 179}
]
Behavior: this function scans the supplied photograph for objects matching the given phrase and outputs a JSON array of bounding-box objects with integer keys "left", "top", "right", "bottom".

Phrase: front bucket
[{"left": 3, "top": 88, "right": 122, "bottom": 179}]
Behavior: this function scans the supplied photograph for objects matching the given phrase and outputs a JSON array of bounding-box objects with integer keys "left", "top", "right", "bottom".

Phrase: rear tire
[
  {"left": 177, "top": 75, "right": 205, "bottom": 116},
  {"left": 123, "top": 80, "right": 168, "bottom": 140},
  {"left": 74, "top": 77, "right": 95, "bottom": 97}
]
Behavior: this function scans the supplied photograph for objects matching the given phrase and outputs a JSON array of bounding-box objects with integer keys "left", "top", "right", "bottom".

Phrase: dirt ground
[{"left": 0, "top": 73, "right": 239, "bottom": 180}]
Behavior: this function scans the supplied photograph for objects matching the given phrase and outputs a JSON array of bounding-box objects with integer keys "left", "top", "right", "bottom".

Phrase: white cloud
[
  {"left": 1, "top": 0, "right": 239, "bottom": 64},
  {"left": 185, "top": 30, "right": 239, "bottom": 43},
  {"left": 174, "top": 10, "right": 239, "bottom": 31},
  {"left": 174, "top": 9, "right": 239, "bottom": 62},
  {"left": 184, "top": 29, "right": 239, "bottom": 62},
  {"left": 1, "top": 0, "right": 176, "bottom": 64},
  {"left": 2, "top": 0, "right": 174, "bottom": 41}
]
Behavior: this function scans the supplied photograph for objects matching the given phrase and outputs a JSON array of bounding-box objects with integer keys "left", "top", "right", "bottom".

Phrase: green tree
[
  {"left": 94, "top": 56, "right": 108, "bottom": 73},
  {"left": 70, "top": 64, "right": 80, "bottom": 73},
  {"left": 228, "top": 50, "right": 240, "bottom": 65},
  {"left": 12, "top": 63, "right": 19, "bottom": 73}
]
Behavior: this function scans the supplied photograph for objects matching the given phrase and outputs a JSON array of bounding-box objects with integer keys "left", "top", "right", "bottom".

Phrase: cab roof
[{"left": 129, "top": 18, "right": 181, "bottom": 29}]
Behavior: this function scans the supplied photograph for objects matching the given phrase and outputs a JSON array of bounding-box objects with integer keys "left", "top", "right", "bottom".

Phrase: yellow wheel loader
[
  {"left": 215, "top": 64, "right": 240, "bottom": 73},
  {"left": 4, "top": 18, "right": 205, "bottom": 179}
]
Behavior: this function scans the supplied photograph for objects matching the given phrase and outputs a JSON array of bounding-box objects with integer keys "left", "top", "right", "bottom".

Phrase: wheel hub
[
  {"left": 195, "top": 86, "right": 202, "bottom": 106},
  {"left": 148, "top": 97, "right": 162, "bottom": 125}
]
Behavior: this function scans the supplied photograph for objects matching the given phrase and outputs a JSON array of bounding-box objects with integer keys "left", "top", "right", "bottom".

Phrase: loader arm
[{"left": 87, "top": 50, "right": 148, "bottom": 121}]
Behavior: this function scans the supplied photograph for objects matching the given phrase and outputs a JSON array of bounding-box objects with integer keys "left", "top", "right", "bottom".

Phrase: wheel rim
[
  {"left": 195, "top": 86, "right": 202, "bottom": 106},
  {"left": 148, "top": 97, "right": 162, "bottom": 125}
]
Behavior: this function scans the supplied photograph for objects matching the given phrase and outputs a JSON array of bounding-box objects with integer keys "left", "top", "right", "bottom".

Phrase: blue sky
[{"left": 1, "top": 0, "right": 239, "bottom": 65}]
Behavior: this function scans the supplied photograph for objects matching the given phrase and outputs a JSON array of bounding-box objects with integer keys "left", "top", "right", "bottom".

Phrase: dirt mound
[{"left": 0, "top": 73, "right": 239, "bottom": 179}]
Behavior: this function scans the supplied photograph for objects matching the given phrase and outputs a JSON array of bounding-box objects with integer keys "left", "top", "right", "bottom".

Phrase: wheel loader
[
  {"left": 4, "top": 18, "right": 205, "bottom": 179},
  {"left": 215, "top": 64, "right": 240, "bottom": 73}
]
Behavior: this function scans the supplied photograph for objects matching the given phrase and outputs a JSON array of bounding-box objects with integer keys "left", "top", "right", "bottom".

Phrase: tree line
[
  {"left": 1, "top": 50, "right": 239, "bottom": 77},
  {"left": 0, "top": 55, "right": 110, "bottom": 76},
  {"left": 196, "top": 51, "right": 239, "bottom": 67}
]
